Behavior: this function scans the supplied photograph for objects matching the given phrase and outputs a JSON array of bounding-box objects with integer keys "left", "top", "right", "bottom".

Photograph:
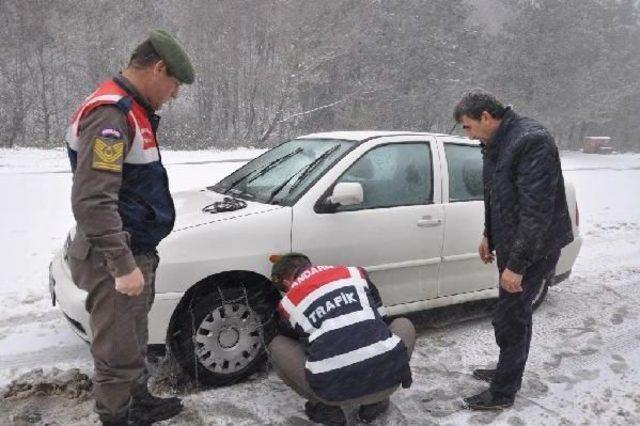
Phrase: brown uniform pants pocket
[{"left": 66, "top": 236, "right": 94, "bottom": 291}]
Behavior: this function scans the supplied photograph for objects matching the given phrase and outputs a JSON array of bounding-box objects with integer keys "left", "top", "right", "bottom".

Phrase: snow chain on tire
[{"left": 187, "top": 279, "right": 278, "bottom": 387}]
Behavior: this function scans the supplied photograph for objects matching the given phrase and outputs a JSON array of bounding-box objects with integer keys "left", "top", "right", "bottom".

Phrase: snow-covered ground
[{"left": 1, "top": 148, "right": 639, "bottom": 425}]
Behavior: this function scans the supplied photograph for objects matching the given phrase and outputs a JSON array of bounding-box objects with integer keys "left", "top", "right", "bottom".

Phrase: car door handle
[{"left": 417, "top": 216, "right": 442, "bottom": 227}]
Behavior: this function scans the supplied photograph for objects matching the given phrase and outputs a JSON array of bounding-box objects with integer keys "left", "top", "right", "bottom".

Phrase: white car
[{"left": 49, "top": 131, "right": 582, "bottom": 386}]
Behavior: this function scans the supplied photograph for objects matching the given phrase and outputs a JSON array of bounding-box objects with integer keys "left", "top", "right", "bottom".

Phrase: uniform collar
[{"left": 113, "top": 74, "right": 155, "bottom": 114}]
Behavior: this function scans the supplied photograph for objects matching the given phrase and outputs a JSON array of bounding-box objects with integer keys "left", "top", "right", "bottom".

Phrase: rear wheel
[
  {"left": 532, "top": 271, "right": 554, "bottom": 311},
  {"left": 169, "top": 274, "right": 280, "bottom": 386}
]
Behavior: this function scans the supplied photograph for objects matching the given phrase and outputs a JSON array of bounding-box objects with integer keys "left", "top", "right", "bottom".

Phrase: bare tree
[{"left": 0, "top": 0, "right": 638, "bottom": 151}]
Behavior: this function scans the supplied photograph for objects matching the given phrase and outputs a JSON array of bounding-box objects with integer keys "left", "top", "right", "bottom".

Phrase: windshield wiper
[
  {"left": 222, "top": 148, "right": 303, "bottom": 195},
  {"left": 267, "top": 145, "right": 340, "bottom": 204}
]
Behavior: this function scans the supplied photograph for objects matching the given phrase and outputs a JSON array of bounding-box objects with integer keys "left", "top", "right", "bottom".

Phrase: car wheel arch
[{"left": 166, "top": 270, "right": 279, "bottom": 342}]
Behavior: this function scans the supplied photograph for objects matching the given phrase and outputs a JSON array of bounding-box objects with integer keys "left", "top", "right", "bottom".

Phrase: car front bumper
[
  {"left": 49, "top": 249, "right": 91, "bottom": 342},
  {"left": 49, "top": 248, "right": 184, "bottom": 345}
]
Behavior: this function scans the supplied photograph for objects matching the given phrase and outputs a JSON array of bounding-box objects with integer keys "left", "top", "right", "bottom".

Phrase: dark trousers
[
  {"left": 489, "top": 250, "right": 560, "bottom": 397},
  {"left": 68, "top": 242, "right": 159, "bottom": 420}
]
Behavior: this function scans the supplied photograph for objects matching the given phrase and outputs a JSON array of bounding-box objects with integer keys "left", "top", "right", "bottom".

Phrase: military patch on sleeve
[
  {"left": 92, "top": 137, "right": 124, "bottom": 172},
  {"left": 98, "top": 127, "right": 123, "bottom": 138}
]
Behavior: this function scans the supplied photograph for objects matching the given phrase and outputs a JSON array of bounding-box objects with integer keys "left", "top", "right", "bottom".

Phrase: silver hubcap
[{"left": 194, "top": 303, "right": 262, "bottom": 374}]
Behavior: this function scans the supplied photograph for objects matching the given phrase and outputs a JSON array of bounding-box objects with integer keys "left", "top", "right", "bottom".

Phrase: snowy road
[{"left": 1, "top": 149, "right": 639, "bottom": 425}]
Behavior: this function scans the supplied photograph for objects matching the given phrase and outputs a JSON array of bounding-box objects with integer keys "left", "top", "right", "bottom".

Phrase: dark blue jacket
[{"left": 483, "top": 109, "right": 574, "bottom": 274}]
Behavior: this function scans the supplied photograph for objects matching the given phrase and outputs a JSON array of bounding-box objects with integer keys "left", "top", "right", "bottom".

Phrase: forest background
[{"left": 2, "top": 0, "right": 639, "bottom": 151}]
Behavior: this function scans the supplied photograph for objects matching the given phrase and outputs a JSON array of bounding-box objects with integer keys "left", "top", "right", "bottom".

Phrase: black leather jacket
[{"left": 483, "top": 109, "right": 574, "bottom": 274}]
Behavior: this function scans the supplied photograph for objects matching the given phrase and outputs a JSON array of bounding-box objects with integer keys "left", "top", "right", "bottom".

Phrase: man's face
[
  {"left": 148, "top": 62, "right": 182, "bottom": 110},
  {"left": 460, "top": 112, "right": 498, "bottom": 143}
]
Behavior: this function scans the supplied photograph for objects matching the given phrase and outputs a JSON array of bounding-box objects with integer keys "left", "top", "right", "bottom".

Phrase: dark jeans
[{"left": 490, "top": 250, "right": 560, "bottom": 397}]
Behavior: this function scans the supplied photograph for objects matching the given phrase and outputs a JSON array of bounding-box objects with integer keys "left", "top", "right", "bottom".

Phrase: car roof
[{"left": 296, "top": 130, "right": 452, "bottom": 141}]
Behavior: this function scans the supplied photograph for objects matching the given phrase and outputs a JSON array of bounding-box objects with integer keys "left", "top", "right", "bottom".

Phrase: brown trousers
[
  {"left": 268, "top": 317, "right": 416, "bottom": 406},
  {"left": 68, "top": 241, "right": 158, "bottom": 419}
]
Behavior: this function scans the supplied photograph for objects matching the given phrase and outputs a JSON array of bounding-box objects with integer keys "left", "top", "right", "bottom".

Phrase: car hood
[{"left": 172, "top": 189, "right": 283, "bottom": 231}]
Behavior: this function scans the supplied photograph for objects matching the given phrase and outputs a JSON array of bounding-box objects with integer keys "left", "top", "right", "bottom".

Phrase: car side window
[
  {"left": 444, "top": 144, "right": 483, "bottom": 202},
  {"left": 335, "top": 143, "right": 433, "bottom": 211}
]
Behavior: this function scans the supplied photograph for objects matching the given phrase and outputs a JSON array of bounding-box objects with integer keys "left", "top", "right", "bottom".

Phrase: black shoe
[
  {"left": 99, "top": 411, "right": 134, "bottom": 426},
  {"left": 101, "top": 418, "right": 139, "bottom": 426},
  {"left": 101, "top": 419, "right": 134, "bottom": 425},
  {"left": 358, "top": 398, "right": 390, "bottom": 423},
  {"left": 129, "top": 390, "right": 183, "bottom": 425},
  {"left": 472, "top": 368, "right": 496, "bottom": 383},
  {"left": 463, "top": 389, "right": 514, "bottom": 411},
  {"left": 304, "top": 401, "right": 346, "bottom": 425},
  {"left": 131, "top": 387, "right": 182, "bottom": 409},
  {"left": 304, "top": 401, "right": 319, "bottom": 418}
]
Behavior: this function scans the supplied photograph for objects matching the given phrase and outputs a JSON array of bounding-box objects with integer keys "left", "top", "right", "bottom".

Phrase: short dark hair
[
  {"left": 453, "top": 89, "right": 507, "bottom": 122},
  {"left": 271, "top": 254, "right": 311, "bottom": 286},
  {"left": 128, "top": 40, "right": 175, "bottom": 77}
]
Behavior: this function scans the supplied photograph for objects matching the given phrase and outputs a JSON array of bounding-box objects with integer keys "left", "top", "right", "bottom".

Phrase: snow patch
[
  {"left": 0, "top": 149, "right": 639, "bottom": 424},
  {"left": 2, "top": 367, "right": 91, "bottom": 400}
]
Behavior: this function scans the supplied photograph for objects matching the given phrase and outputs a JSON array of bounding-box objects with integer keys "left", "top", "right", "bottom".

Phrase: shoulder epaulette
[{"left": 114, "top": 96, "right": 133, "bottom": 114}]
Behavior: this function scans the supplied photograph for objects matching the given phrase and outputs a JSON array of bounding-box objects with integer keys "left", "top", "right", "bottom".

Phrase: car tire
[
  {"left": 169, "top": 276, "right": 280, "bottom": 387},
  {"left": 532, "top": 271, "right": 554, "bottom": 311}
]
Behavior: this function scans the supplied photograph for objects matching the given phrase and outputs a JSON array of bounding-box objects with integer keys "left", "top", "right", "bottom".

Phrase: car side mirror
[{"left": 328, "top": 182, "right": 363, "bottom": 207}]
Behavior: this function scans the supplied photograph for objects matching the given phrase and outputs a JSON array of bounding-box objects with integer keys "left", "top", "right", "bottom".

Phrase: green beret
[{"left": 148, "top": 29, "right": 195, "bottom": 84}]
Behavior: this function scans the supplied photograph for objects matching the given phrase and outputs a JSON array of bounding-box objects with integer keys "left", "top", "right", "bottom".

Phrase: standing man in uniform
[
  {"left": 65, "top": 30, "right": 195, "bottom": 425},
  {"left": 268, "top": 253, "right": 415, "bottom": 425},
  {"left": 453, "top": 90, "right": 573, "bottom": 410}
]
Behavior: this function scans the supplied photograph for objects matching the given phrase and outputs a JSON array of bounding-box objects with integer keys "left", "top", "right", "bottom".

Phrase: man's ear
[
  {"left": 153, "top": 60, "right": 167, "bottom": 77},
  {"left": 282, "top": 277, "right": 292, "bottom": 291},
  {"left": 480, "top": 111, "right": 492, "bottom": 122}
]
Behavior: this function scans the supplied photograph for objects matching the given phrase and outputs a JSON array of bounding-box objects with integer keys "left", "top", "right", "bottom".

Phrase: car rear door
[
  {"left": 436, "top": 138, "right": 498, "bottom": 297},
  {"left": 290, "top": 136, "right": 444, "bottom": 306}
]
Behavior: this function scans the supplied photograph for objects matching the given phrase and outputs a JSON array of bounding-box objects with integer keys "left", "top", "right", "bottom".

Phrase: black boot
[
  {"left": 472, "top": 368, "right": 496, "bottom": 383},
  {"left": 129, "top": 388, "right": 183, "bottom": 425},
  {"left": 99, "top": 410, "right": 133, "bottom": 426},
  {"left": 304, "top": 401, "right": 346, "bottom": 426},
  {"left": 358, "top": 397, "right": 390, "bottom": 423},
  {"left": 463, "top": 389, "right": 514, "bottom": 411}
]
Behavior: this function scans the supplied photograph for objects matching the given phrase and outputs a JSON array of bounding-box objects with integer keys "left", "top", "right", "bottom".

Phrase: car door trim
[
  {"left": 366, "top": 256, "right": 441, "bottom": 272},
  {"left": 442, "top": 253, "right": 479, "bottom": 262},
  {"left": 386, "top": 287, "right": 499, "bottom": 316}
]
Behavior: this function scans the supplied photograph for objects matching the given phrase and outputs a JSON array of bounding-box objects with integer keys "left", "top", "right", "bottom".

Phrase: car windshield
[{"left": 209, "top": 139, "right": 354, "bottom": 205}]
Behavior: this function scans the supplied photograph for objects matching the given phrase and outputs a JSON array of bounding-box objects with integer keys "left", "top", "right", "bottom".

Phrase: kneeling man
[{"left": 268, "top": 253, "right": 415, "bottom": 425}]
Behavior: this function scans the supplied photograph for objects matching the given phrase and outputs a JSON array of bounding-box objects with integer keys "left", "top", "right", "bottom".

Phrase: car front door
[
  {"left": 437, "top": 139, "right": 498, "bottom": 297},
  {"left": 291, "top": 138, "right": 444, "bottom": 306}
]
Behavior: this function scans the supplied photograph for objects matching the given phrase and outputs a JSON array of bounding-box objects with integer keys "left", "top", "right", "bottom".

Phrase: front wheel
[{"left": 169, "top": 277, "right": 279, "bottom": 386}]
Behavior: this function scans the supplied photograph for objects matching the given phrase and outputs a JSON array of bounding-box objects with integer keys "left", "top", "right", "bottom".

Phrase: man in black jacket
[{"left": 453, "top": 90, "right": 573, "bottom": 410}]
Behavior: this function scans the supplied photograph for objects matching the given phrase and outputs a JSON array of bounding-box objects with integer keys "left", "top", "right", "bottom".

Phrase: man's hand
[
  {"left": 115, "top": 267, "right": 145, "bottom": 296},
  {"left": 478, "top": 236, "right": 495, "bottom": 264},
  {"left": 500, "top": 268, "right": 523, "bottom": 293}
]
